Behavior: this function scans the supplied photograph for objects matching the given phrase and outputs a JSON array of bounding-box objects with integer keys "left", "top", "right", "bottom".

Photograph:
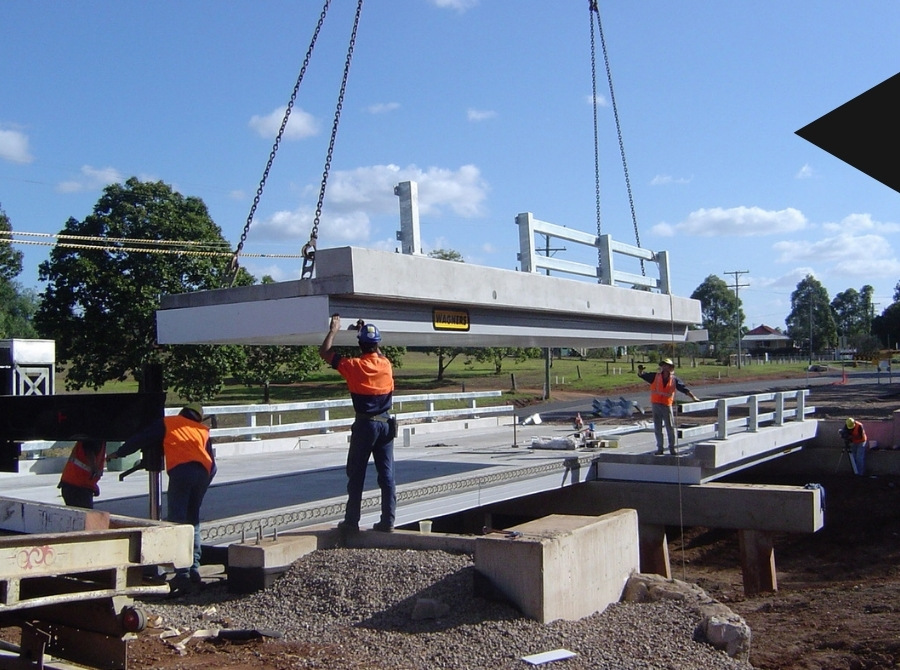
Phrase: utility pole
[{"left": 725, "top": 270, "right": 749, "bottom": 369}]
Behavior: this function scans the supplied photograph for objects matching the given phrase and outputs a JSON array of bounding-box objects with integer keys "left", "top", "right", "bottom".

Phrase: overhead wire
[{"left": 0, "top": 230, "right": 304, "bottom": 259}]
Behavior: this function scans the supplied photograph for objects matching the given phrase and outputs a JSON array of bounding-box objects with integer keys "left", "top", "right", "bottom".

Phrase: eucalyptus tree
[
  {"left": 785, "top": 275, "right": 837, "bottom": 357},
  {"left": 34, "top": 178, "right": 253, "bottom": 398}
]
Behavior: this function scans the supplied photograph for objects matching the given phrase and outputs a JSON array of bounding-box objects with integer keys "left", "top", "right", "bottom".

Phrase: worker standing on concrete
[
  {"left": 58, "top": 438, "right": 106, "bottom": 508},
  {"left": 320, "top": 315, "right": 396, "bottom": 533},
  {"left": 109, "top": 403, "right": 216, "bottom": 593},
  {"left": 637, "top": 358, "right": 700, "bottom": 455},
  {"left": 840, "top": 417, "right": 868, "bottom": 476}
]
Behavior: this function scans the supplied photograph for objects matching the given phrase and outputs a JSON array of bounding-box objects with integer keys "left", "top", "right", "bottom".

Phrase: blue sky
[{"left": 2, "top": 1, "right": 899, "bottom": 331}]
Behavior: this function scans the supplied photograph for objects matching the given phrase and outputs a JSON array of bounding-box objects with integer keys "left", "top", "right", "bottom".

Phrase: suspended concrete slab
[{"left": 156, "top": 246, "right": 702, "bottom": 348}]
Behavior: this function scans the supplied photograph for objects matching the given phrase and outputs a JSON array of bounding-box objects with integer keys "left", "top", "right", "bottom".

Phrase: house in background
[{"left": 741, "top": 325, "right": 796, "bottom": 358}]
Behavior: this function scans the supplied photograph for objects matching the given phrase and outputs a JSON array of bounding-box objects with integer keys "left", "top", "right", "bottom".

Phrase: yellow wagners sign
[{"left": 433, "top": 309, "right": 470, "bottom": 332}]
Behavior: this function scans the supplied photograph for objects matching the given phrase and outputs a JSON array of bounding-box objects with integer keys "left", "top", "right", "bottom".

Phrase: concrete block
[
  {"left": 474, "top": 510, "right": 639, "bottom": 623},
  {"left": 228, "top": 534, "right": 319, "bottom": 570}
]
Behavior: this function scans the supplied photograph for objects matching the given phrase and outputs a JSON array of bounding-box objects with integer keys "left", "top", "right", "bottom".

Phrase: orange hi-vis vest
[
  {"left": 848, "top": 422, "right": 867, "bottom": 445},
  {"left": 650, "top": 373, "right": 676, "bottom": 406},
  {"left": 60, "top": 441, "right": 106, "bottom": 489},
  {"left": 163, "top": 415, "right": 212, "bottom": 473}
]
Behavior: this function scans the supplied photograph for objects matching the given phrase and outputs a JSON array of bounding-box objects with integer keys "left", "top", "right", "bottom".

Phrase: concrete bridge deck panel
[{"left": 155, "top": 246, "right": 702, "bottom": 347}]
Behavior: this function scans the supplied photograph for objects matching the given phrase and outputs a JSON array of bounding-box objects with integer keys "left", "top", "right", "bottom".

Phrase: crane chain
[
  {"left": 588, "top": 1, "right": 603, "bottom": 280},
  {"left": 589, "top": 2, "right": 646, "bottom": 276},
  {"left": 227, "top": 0, "right": 332, "bottom": 287},
  {"left": 300, "top": 0, "right": 364, "bottom": 281}
]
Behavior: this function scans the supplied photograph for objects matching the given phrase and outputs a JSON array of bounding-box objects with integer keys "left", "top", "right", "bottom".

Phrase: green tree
[
  {"left": 831, "top": 285, "right": 874, "bottom": 338},
  {"left": 785, "top": 275, "right": 837, "bottom": 357},
  {"left": 34, "top": 178, "right": 252, "bottom": 398},
  {"left": 690, "top": 275, "right": 743, "bottom": 358},
  {"left": 0, "top": 205, "right": 39, "bottom": 338},
  {"left": 232, "top": 346, "right": 322, "bottom": 402},
  {"left": 873, "top": 302, "right": 900, "bottom": 350}
]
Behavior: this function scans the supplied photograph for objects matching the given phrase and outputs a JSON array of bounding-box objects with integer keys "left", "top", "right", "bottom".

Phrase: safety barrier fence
[
  {"left": 678, "top": 389, "right": 813, "bottom": 441},
  {"left": 22, "top": 391, "right": 512, "bottom": 454}
]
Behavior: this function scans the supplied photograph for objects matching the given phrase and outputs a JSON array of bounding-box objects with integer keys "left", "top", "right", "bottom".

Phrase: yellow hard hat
[
  {"left": 845, "top": 418, "right": 855, "bottom": 429},
  {"left": 661, "top": 358, "right": 674, "bottom": 367}
]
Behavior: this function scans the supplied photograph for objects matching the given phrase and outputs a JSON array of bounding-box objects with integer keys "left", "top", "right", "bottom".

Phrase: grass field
[
  {"left": 210, "top": 352, "right": 835, "bottom": 407},
  {"left": 72, "top": 351, "right": 863, "bottom": 409}
]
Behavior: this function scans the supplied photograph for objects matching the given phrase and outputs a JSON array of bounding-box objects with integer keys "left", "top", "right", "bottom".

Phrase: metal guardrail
[
  {"left": 21, "top": 391, "right": 512, "bottom": 453},
  {"left": 168, "top": 390, "right": 513, "bottom": 441},
  {"left": 679, "top": 390, "right": 813, "bottom": 441}
]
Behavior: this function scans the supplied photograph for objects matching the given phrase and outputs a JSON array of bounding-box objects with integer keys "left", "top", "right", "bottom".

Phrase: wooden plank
[{"left": 0, "top": 498, "right": 109, "bottom": 534}]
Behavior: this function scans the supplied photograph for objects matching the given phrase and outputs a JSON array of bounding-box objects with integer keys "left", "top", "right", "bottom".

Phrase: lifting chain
[
  {"left": 226, "top": 0, "right": 364, "bottom": 286},
  {"left": 588, "top": 1, "right": 645, "bottom": 277},
  {"left": 301, "top": 0, "right": 364, "bottom": 281}
]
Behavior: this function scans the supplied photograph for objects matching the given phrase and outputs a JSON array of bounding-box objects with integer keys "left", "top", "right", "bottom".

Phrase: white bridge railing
[
  {"left": 678, "top": 390, "right": 813, "bottom": 441},
  {"left": 166, "top": 390, "right": 513, "bottom": 441}
]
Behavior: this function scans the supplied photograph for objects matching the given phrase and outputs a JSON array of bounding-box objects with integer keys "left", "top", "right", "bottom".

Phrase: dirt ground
[{"left": 6, "top": 381, "right": 900, "bottom": 669}]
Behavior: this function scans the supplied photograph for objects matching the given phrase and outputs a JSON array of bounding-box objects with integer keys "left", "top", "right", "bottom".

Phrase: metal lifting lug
[{"left": 300, "top": 242, "right": 317, "bottom": 280}]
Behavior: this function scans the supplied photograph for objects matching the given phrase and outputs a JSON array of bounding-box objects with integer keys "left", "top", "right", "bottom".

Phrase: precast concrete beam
[
  {"left": 692, "top": 420, "right": 819, "bottom": 470},
  {"left": 487, "top": 480, "right": 824, "bottom": 533},
  {"left": 156, "top": 246, "right": 701, "bottom": 348}
]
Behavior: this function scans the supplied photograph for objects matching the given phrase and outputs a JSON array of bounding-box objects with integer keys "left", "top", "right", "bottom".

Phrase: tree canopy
[
  {"left": 831, "top": 285, "right": 874, "bottom": 338},
  {"left": 690, "top": 274, "right": 743, "bottom": 357},
  {"left": 0, "top": 205, "right": 38, "bottom": 338},
  {"left": 34, "top": 178, "right": 253, "bottom": 397},
  {"left": 785, "top": 275, "right": 837, "bottom": 355}
]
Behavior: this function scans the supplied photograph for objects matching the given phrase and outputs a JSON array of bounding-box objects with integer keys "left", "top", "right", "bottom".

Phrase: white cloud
[
  {"left": 367, "top": 102, "right": 400, "bottom": 114},
  {"left": 429, "top": 0, "right": 478, "bottom": 11},
  {"left": 795, "top": 163, "right": 814, "bottom": 179},
  {"left": 0, "top": 126, "right": 33, "bottom": 164},
  {"left": 229, "top": 189, "right": 246, "bottom": 201},
  {"left": 467, "top": 108, "right": 497, "bottom": 122},
  {"left": 774, "top": 229, "right": 900, "bottom": 283},
  {"left": 585, "top": 94, "right": 609, "bottom": 107},
  {"left": 821, "top": 213, "right": 900, "bottom": 235},
  {"left": 249, "top": 163, "right": 489, "bottom": 245},
  {"left": 650, "top": 174, "right": 692, "bottom": 186},
  {"left": 658, "top": 206, "right": 808, "bottom": 237},
  {"left": 651, "top": 221, "right": 677, "bottom": 237},
  {"left": 249, "top": 107, "right": 318, "bottom": 140},
  {"left": 56, "top": 165, "right": 123, "bottom": 193}
]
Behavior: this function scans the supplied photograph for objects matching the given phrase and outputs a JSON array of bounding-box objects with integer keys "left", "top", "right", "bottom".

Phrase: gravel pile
[{"left": 142, "top": 548, "right": 752, "bottom": 669}]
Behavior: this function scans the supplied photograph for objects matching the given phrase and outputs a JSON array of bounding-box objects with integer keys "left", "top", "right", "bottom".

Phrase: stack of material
[{"left": 592, "top": 397, "right": 643, "bottom": 418}]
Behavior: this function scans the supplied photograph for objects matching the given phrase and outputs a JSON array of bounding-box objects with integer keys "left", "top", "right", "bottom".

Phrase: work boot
[
  {"left": 189, "top": 569, "right": 203, "bottom": 585},
  {"left": 669, "top": 447, "right": 677, "bottom": 456},
  {"left": 168, "top": 573, "right": 192, "bottom": 598},
  {"left": 372, "top": 521, "right": 394, "bottom": 533},
  {"left": 655, "top": 448, "right": 664, "bottom": 456},
  {"left": 337, "top": 520, "right": 359, "bottom": 533}
]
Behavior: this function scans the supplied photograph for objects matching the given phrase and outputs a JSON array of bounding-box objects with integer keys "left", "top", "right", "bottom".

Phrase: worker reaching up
[
  {"left": 320, "top": 315, "right": 397, "bottom": 533},
  {"left": 637, "top": 358, "right": 700, "bottom": 456}
]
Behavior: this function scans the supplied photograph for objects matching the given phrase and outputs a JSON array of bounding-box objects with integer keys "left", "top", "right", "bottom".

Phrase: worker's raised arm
[{"left": 319, "top": 314, "right": 342, "bottom": 363}]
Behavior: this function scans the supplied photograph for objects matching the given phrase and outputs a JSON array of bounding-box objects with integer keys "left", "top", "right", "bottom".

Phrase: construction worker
[
  {"left": 58, "top": 438, "right": 107, "bottom": 508},
  {"left": 839, "top": 417, "right": 868, "bottom": 476},
  {"left": 108, "top": 403, "right": 216, "bottom": 592},
  {"left": 320, "top": 315, "right": 396, "bottom": 533},
  {"left": 637, "top": 358, "right": 700, "bottom": 455}
]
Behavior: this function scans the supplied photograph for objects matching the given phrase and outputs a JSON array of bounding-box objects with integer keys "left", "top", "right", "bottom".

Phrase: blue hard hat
[{"left": 357, "top": 323, "right": 382, "bottom": 345}]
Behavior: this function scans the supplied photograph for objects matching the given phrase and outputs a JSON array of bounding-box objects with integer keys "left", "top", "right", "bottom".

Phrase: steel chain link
[
  {"left": 301, "top": 0, "right": 364, "bottom": 280},
  {"left": 228, "top": 0, "right": 332, "bottom": 286},
  {"left": 592, "top": 3, "right": 645, "bottom": 276}
]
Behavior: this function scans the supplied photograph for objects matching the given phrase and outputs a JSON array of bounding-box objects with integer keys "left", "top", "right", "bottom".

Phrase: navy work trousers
[
  {"left": 344, "top": 418, "right": 396, "bottom": 527},
  {"left": 166, "top": 461, "right": 211, "bottom": 574}
]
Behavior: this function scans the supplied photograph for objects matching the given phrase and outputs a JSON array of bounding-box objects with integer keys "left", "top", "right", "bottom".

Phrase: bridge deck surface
[{"left": 2, "top": 413, "right": 815, "bottom": 545}]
